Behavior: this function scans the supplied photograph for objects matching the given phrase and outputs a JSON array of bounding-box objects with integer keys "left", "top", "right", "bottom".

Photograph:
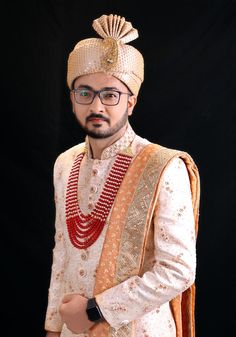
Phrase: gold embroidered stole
[{"left": 90, "top": 143, "right": 200, "bottom": 337}]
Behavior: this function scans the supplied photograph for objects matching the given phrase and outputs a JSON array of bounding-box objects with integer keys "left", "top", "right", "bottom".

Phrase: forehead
[{"left": 74, "top": 72, "right": 127, "bottom": 90}]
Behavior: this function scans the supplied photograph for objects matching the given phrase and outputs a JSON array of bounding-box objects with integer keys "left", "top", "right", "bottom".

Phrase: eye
[
  {"left": 102, "top": 90, "right": 119, "bottom": 99},
  {"left": 79, "top": 89, "right": 91, "bottom": 97}
]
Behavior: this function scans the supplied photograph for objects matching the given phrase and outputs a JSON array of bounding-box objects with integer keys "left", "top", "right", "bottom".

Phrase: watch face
[{"left": 88, "top": 306, "right": 101, "bottom": 321}]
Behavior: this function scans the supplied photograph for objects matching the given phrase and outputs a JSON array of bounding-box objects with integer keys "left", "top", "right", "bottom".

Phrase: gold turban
[{"left": 67, "top": 14, "right": 144, "bottom": 96}]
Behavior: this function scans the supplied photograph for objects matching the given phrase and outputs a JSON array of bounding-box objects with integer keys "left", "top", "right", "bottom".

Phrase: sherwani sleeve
[
  {"left": 96, "top": 157, "right": 196, "bottom": 329},
  {"left": 45, "top": 155, "right": 66, "bottom": 332}
]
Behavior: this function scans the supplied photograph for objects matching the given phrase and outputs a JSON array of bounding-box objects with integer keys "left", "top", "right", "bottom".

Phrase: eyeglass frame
[{"left": 71, "top": 87, "right": 132, "bottom": 106}]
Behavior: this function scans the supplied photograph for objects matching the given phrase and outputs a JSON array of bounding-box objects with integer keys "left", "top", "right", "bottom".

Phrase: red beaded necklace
[{"left": 65, "top": 151, "right": 132, "bottom": 249}]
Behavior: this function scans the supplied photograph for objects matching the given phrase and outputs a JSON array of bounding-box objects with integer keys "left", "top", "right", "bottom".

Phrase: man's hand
[
  {"left": 59, "top": 293, "right": 95, "bottom": 334},
  {"left": 45, "top": 332, "right": 60, "bottom": 337}
]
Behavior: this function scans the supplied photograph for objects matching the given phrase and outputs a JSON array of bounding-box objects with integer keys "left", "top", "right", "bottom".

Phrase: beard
[{"left": 76, "top": 108, "right": 129, "bottom": 139}]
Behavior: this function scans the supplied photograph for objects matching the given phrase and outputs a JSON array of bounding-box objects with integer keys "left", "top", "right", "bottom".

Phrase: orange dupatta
[{"left": 90, "top": 143, "right": 200, "bottom": 337}]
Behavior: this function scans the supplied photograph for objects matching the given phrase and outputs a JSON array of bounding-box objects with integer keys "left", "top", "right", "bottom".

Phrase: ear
[
  {"left": 70, "top": 90, "right": 76, "bottom": 113},
  {"left": 127, "top": 95, "right": 137, "bottom": 116}
]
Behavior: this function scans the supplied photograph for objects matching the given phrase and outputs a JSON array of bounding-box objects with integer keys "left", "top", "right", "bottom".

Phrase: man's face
[{"left": 70, "top": 72, "right": 137, "bottom": 139}]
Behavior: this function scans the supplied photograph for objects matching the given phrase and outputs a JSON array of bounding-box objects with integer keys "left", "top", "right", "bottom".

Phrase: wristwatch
[{"left": 86, "top": 297, "right": 105, "bottom": 323}]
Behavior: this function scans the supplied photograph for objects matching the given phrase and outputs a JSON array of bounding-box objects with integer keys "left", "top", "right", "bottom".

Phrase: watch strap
[{"left": 86, "top": 297, "right": 104, "bottom": 323}]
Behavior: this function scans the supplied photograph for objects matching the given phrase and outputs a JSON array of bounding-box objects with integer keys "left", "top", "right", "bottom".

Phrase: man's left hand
[{"left": 59, "top": 293, "right": 95, "bottom": 333}]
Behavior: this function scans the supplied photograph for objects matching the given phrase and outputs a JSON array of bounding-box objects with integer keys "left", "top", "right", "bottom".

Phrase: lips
[
  {"left": 88, "top": 117, "right": 105, "bottom": 123},
  {"left": 86, "top": 114, "right": 110, "bottom": 124}
]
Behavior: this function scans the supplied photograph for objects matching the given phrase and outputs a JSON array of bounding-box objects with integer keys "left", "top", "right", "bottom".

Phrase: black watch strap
[{"left": 86, "top": 297, "right": 104, "bottom": 323}]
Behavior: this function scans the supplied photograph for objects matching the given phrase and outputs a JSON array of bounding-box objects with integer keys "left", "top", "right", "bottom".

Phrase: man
[{"left": 45, "top": 14, "right": 200, "bottom": 337}]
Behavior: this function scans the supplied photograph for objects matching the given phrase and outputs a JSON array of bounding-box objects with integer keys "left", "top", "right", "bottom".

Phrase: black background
[{"left": 2, "top": 1, "right": 235, "bottom": 336}]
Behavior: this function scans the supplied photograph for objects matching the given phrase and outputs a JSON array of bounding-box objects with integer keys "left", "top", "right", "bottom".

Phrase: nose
[{"left": 89, "top": 93, "right": 105, "bottom": 112}]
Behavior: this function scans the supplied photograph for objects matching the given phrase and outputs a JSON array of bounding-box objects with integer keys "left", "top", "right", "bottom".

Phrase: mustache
[{"left": 86, "top": 113, "right": 110, "bottom": 123}]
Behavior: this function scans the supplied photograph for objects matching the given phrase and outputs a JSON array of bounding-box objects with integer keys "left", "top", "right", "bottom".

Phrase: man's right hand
[{"left": 46, "top": 331, "right": 60, "bottom": 337}]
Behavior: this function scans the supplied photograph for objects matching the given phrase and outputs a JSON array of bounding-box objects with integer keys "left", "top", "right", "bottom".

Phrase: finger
[
  {"left": 58, "top": 304, "right": 64, "bottom": 318},
  {"left": 61, "top": 293, "right": 75, "bottom": 303}
]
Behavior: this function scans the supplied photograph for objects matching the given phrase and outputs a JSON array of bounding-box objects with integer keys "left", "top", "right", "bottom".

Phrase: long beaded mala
[{"left": 65, "top": 152, "right": 132, "bottom": 249}]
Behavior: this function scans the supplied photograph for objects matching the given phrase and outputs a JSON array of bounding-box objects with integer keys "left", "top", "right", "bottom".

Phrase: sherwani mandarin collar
[{"left": 84, "top": 123, "right": 136, "bottom": 160}]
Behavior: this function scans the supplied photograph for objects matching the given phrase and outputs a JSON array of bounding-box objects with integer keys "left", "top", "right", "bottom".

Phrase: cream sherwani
[{"left": 45, "top": 124, "right": 197, "bottom": 337}]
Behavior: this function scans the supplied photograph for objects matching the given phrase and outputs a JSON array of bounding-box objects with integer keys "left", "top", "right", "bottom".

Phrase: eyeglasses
[{"left": 71, "top": 88, "right": 132, "bottom": 106}]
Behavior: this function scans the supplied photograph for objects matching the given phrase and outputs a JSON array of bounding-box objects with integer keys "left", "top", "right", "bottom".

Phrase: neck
[{"left": 88, "top": 125, "right": 128, "bottom": 159}]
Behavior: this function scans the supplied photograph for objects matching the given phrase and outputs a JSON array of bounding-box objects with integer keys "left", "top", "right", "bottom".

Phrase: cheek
[
  {"left": 74, "top": 108, "right": 87, "bottom": 122},
  {"left": 109, "top": 112, "right": 122, "bottom": 124},
  {"left": 109, "top": 104, "right": 127, "bottom": 121}
]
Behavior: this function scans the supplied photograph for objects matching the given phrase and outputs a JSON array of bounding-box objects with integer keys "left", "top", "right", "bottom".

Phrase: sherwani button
[
  {"left": 79, "top": 269, "right": 87, "bottom": 277},
  {"left": 90, "top": 186, "right": 98, "bottom": 193},
  {"left": 81, "top": 252, "right": 88, "bottom": 260},
  {"left": 92, "top": 168, "right": 99, "bottom": 176}
]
